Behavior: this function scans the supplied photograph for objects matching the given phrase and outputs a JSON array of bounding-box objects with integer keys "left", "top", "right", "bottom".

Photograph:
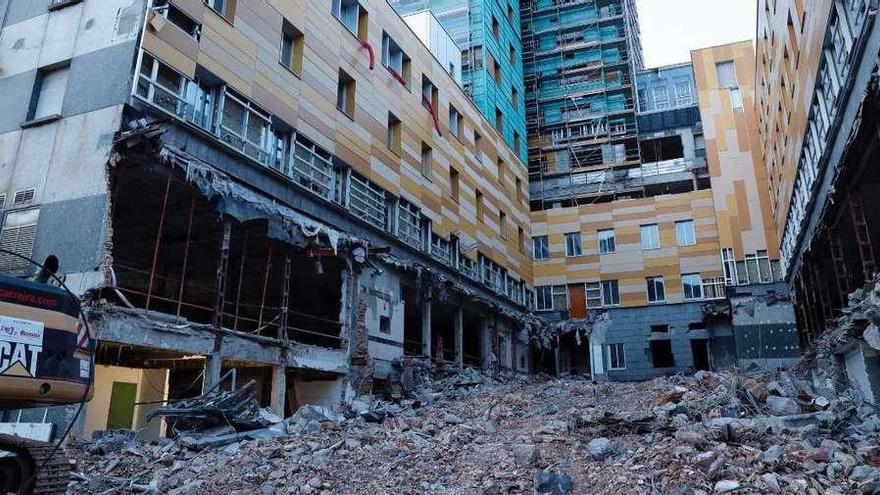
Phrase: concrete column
[
  {"left": 270, "top": 365, "right": 287, "bottom": 417},
  {"left": 480, "top": 318, "right": 492, "bottom": 371},
  {"left": 202, "top": 350, "right": 222, "bottom": 394},
  {"left": 454, "top": 307, "right": 463, "bottom": 366},
  {"left": 421, "top": 298, "right": 432, "bottom": 358}
]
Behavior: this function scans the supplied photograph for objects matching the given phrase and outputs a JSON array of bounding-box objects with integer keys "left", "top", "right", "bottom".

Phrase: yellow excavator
[{"left": 0, "top": 265, "right": 94, "bottom": 494}]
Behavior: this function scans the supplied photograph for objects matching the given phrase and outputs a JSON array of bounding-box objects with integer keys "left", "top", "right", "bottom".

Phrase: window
[
  {"left": 280, "top": 21, "right": 304, "bottom": 76},
  {"left": 511, "top": 86, "right": 519, "bottom": 110},
  {"left": 507, "top": 4, "right": 514, "bottom": 22},
  {"left": 533, "top": 236, "right": 549, "bottom": 261},
  {"left": 28, "top": 65, "right": 69, "bottom": 122},
  {"left": 730, "top": 87, "right": 744, "bottom": 113},
  {"left": 487, "top": 53, "right": 501, "bottom": 84},
  {"left": 336, "top": 69, "right": 355, "bottom": 117},
  {"left": 218, "top": 89, "right": 276, "bottom": 163},
  {"left": 745, "top": 250, "right": 773, "bottom": 283},
  {"left": 421, "top": 75, "right": 438, "bottom": 113},
  {"left": 586, "top": 282, "right": 602, "bottom": 308},
  {"left": 601, "top": 280, "right": 619, "bottom": 306},
  {"left": 536, "top": 286, "right": 552, "bottom": 311},
  {"left": 421, "top": 143, "right": 432, "bottom": 178},
  {"left": 716, "top": 61, "right": 737, "bottom": 88},
  {"left": 682, "top": 273, "right": 703, "bottom": 300},
  {"left": 640, "top": 224, "right": 660, "bottom": 250},
  {"left": 565, "top": 232, "right": 582, "bottom": 257},
  {"left": 495, "top": 107, "right": 503, "bottom": 131},
  {"left": 653, "top": 85, "right": 669, "bottom": 110},
  {"left": 674, "top": 80, "right": 691, "bottom": 106},
  {"left": 379, "top": 315, "right": 391, "bottom": 334},
  {"left": 291, "top": 133, "right": 340, "bottom": 202},
  {"left": 382, "top": 32, "right": 411, "bottom": 87},
  {"left": 0, "top": 209, "right": 39, "bottom": 273},
  {"left": 332, "top": 0, "right": 366, "bottom": 39},
  {"left": 387, "top": 112, "right": 401, "bottom": 155},
  {"left": 513, "top": 131, "right": 521, "bottom": 156},
  {"left": 449, "top": 104, "right": 462, "bottom": 137},
  {"left": 598, "top": 229, "right": 616, "bottom": 254},
  {"left": 474, "top": 132, "right": 483, "bottom": 162},
  {"left": 475, "top": 190, "right": 484, "bottom": 221},
  {"left": 154, "top": 1, "right": 200, "bottom": 38},
  {"left": 647, "top": 276, "right": 666, "bottom": 303},
  {"left": 675, "top": 220, "right": 696, "bottom": 246},
  {"left": 515, "top": 177, "right": 524, "bottom": 203},
  {"left": 496, "top": 158, "right": 505, "bottom": 183},
  {"left": 607, "top": 343, "right": 626, "bottom": 370},
  {"left": 518, "top": 226, "right": 526, "bottom": 255},
  {"left": 206, "top": 0, "right": 235, "bottom": 22},
  {"left": 552, "top": 285, "right": 568, "bottom": 311},
  {"left": 492, "top": 15, "right": 500, "bottom": 39},
  {"left": 721, "top": 248, "right": 737, "bottom": 285},
  {"left": 450, "top": 167, "right": 460, "bottom": 201},
  {"left": 499, "top": 211, "right": 508, "bottom": 239}
]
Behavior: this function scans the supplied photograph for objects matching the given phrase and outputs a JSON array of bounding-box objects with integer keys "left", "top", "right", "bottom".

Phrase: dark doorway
[
  {"left": 401, "top": 284, "right": 422, "bottom": 355},
  {"left": 691, "top": 339, "right": 711, "bottom": 371},
  {"left": 650, "top": 339, "right": 675, "bottom": 368}
]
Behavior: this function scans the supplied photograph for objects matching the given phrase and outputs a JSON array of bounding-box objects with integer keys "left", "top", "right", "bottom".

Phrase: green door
[{"left": 106, "top": 382, "right": 137, "bottom": 430}]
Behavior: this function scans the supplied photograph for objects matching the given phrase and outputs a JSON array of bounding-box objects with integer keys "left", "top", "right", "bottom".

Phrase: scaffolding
[{"left": 521, "top": 0, "right": 646, "bottom": 209}]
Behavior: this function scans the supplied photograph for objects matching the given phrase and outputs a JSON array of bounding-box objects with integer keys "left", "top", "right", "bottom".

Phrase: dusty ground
[{"left": 67, "top": 368, "right": 880, "bottom": 495}]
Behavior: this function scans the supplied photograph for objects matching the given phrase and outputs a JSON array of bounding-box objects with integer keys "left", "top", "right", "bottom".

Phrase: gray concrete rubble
[{"left": 67, "top": 363, "right": 880, "bottom": 494}]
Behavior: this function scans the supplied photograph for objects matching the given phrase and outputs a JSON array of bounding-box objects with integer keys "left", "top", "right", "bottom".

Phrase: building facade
[
  {"left": 0, "top": 0, "right": 535, "bottom": 438},
  {"left": 389, "top": 0, "right": 528, "bottom": 163},
  {"left": 757, "top": 0, "right": 880, "bottom": 400},
  {"left": 529, "top": 43, "right": 798, "bottom": 380}
]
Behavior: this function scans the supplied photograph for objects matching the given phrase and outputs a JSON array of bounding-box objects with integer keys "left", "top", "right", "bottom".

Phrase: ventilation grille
[
  {"left": 0, "top": 225, "right": 37, "bottom": 272},
  {"left": 12, "top": 188, "right": 35, "bottom": 207},
  {"left": 0, "top": 194, "right": 7, "bottom": 209}
]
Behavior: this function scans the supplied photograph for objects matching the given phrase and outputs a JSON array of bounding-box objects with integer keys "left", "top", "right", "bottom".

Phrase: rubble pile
[
  {"left": 809, "top": 273, "right": 880, "bottom": 362},
  {"left": 68, "top": 367, "right": 880, "bottom": 495}
]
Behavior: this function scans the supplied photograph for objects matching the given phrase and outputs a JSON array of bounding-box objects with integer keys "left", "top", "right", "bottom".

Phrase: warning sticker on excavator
[{"left": 0, "top": 316, "right": 44, "bottom": 378}]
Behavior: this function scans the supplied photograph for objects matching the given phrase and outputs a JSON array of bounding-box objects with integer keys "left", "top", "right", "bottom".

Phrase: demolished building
[
  {"left": 0, "top": 0, "right": 536, "bottom": 440},
  {"left": 757, "top": 0, "right": 880, "bottom": 403},
  {"left": 0, "top": 0, "right": 815, "bottom": 444}
]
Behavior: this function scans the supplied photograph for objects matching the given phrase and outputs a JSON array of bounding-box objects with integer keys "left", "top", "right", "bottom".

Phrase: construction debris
[
  {"left": 146, "top": 380, "right": 282, "bottom": 435},
  {"left": 67, "top": 364, "right": 880, "bottom": 494}
]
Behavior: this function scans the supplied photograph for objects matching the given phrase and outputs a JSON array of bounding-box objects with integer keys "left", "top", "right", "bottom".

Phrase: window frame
[
  {"left": 598, "top": 229, "right": 616, "bottom": 254},
  {"left": 607, "top": 343, "right": 626, "bottom": 370},
  {"left": 682, "top": 273, "right": 703, "bottom": 300},
  {"left": 646, "top": 276, "right": 666, "bottom": 303},
  {"left": 280, "top": 21, "right": 304, "bottom": 77},
  {"left": 675, "top": 220, "right": 696, "bottom": 246},
  {"left": 640, "top": 224, "right": 660, "bottom": 250},
  {"left": 565, "top": 232, "right": 583, "bottom": 257},
  {"left": 601, "top": 280, "right": 620, "bottom": 306},
  {"left": 533, "top": 235, "right": 549, "bottom": 261}
]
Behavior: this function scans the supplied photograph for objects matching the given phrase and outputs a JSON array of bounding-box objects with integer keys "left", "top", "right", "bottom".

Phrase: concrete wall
[
  {"left": 0, "top": 0, "right": 145, "bottom": 289},
  {"left": 590, "top": 301, "right": 712, "bottom": 381},
  {"left": 362, "top": 269, "right": 405, "bottom": 375},
  {"left": 844, "top": 344, "right": 880, "bottom": 404},
  {"left": 293, "top": 376, "right": 345, "bottom": 409}
]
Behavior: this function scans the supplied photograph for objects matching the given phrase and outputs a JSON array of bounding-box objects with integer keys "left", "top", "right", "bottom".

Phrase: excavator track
[{"left": 0, "top": 434, "right": 70, "bottom": 494}]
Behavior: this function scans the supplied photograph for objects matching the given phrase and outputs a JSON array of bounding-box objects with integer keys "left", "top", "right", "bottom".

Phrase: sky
[{"left": 635, "top": 0, "right": 757, "bottom": 68}]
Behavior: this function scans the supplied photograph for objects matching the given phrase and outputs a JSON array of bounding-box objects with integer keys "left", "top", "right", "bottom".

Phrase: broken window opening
[
  {"left": 109, "top": 166, "right": 346, "bottom": 350},
  {"left": 650, "top": 339, "right": 675, "bottom": 368}
]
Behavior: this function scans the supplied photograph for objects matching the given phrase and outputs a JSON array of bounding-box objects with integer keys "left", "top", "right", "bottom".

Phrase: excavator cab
[{"left": 0, "top": 272, "right": 94, "bottom": 493}]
